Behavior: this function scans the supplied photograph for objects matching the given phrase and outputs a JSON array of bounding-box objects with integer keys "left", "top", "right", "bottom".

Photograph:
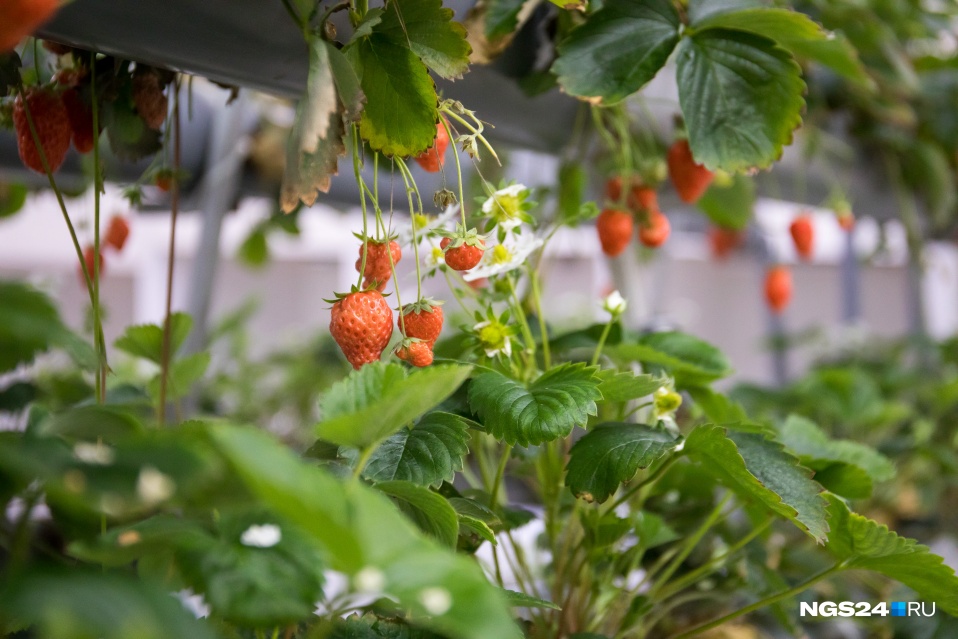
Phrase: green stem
[
  {"left": 530, "top": 271, "right": 551, "bottom": 369},
  {"left": 90, "top": 51, "right": 106, "bottom": 403},
  {"left": 590, "top": 318, "right": 616, "bottom": 366},
  {"left": 158, "top": 79, "right": 181, "bottom": 424},
  {"left": 488, "top": 444, "right": 512, "bottom": 508},
  {"left": 352, "top": 446, "right": 375, "bottom": 480},
  {"left": 395, "top": 158, "right": 424, "bottom": 301},
  {"left": 353, "top": 127, "right": 369, "bottom": 289},
  {"left": 605, "top": 452, "right": 679, "bottom": 514},
  {"left": 508, "top": 276, "right": 537, "bottom": 365},
  {"left": 650, "top": 492, "right": 732, "bottom": 597},
  {"left": 439, "top": 116, "right": 467, "bottom": 228},
  {"left": 668, "top": 564, "right": 844, "bottom": 639}
]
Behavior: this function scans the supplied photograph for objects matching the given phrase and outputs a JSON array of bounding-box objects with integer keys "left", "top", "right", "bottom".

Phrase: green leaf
[
  {"left": 596, "top": 370, "right": 664, "bottom": 403},
  {"left": 363, "top": 412, "right": 471, "bottom": 487},
  {"left": 691, "top": 7, "right": 868, "bottom": 83},
  {"left": 553, "top": 0, "right": 680, "bottom": 104},
  {"left": 0, "top": 182, "right": 28, "bottom": 219},
  {"left": 485, "top": 0, "right": 526, "bottom": 39},
  {"left": 375, "top": 480, "right": 459, "bottom": 548},
  {"left": 318, "top": 363, "right": 473, "bottom": 450},
  {"left": 686, "top": 386, "right": 748, "bottom": 423},
  {"left": 458, "top": 515, "right": 497, "bottom": 544},
  {"left": 38, "top": 405, "right": 145, "bottom": 442},
  {"left": 685, "top": 424, "right": 829, "bottom": 542},
  {"left": 779, "top": 415, "right": 895, "bottom": 484},
  {"left": 687, "top": 0, "right": 760, "bottom": 24},
  {"left": 501, "top": 589, "right": 561, "bottom": 610},
  {"left": 825, "top": 494, "right": 958, "bottom": 616},
  {"left": 0, "top": 52, "right": 22, "bottom": 98},
  {"left": 350, "top": 7, "right": 385, "bottom": 43},
  {"left": 147, "top": 351, "right": 211, "bottom": 403},
  {"left": 612, "top": 331, "right": 732, "bottom": 386},
  {"left": 557, "top": 162, "right": 586, "bottom": 227},
  {"left": 238, "top": 227, "right": 269, "bottom": 267},
  {"left": 0, "top": 568, "right": 218, "bottom": 639},
  {"left": 349, "top": 35, "right": 439, "bottom": 157},
  {"left": 208, "top": 425, "right": 522, "bottom": 639},
  {"left": 375, "top": 0, "right": 471, "bottom": 80},
  {"left": 634, "top": 511, "right": 680, "bottom": 549},
  {"left": 811, "top": 463, "right": 874, "bottom": 500},
  {"left": 103, "top": 95, "right": 162, "bottom": 161},
  {"left": 0, "top": 281, "right": 86, "bottom": 373},
  {"left": 468, "top": 363, "right": 602, "bottom": 447},
  {"left": 114, "top": 313, "right": 192, "bottom": 364},
  {"left": 565, "top": 423, "right": 678, "bottom": 503},
  {"left": 676, "top": 29, "right": 805, "bottom": 172},
  {"left": 697, "top": 173, "right": 755, "bottom": 230}
]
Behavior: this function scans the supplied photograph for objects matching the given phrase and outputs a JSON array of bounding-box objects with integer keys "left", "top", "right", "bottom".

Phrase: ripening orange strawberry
[
  {"left": 764, "top": 265, "right": 792, "bottom": 314},
  {"left": 789, "top": 214, "right": 814, "bottom": 260},
  {"left": 596, "top": 209, "right": 633, "bottom": 257},
  {"left": 630, "top": 185, "right": 658, "bottom": 213},
  {"left": 638, "top": 211, "right": 670, "bottom": 248},
  {"left": 1, "top": 0, "right": 60, "bottom": 52},
  {"left": 837, "top": 213, "right": 855, "bottom": 232},
  {"left": 415, "top": 120, "right": 450, "bottom": 173}
]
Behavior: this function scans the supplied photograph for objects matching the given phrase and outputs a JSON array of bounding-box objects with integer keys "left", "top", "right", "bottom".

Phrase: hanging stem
[
  {"left": 158, "top": 78, "right": 182, "bottom": 424},
  {"left": 439, "top": 117, "right": 467, "bottom": 228},
  {"left": 395, "top": 158, "right": 425, "bottom": 301},
  {"left": 90, "top": 51, "right": 107, "bottom": 403},
  {"left": 353, "top": 126, "right": 369, "bottom": 289}
]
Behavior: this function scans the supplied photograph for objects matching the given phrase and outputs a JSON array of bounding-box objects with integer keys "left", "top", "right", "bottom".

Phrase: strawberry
[
  {"left": 764, "top": 265, "right": 792, "bottom": 314},
  {"left": 415, "top": 120, "right": 450, "bottom": 173},
  {"left": 400, "top": 299, "right": 444, "bottom": 346},
  {"left": 630, "top": 185, "right": 658, "bottom": 213},
  {"left": 104, "top": 216, "right": 130, "bottom": 252},
  {"left": 837, "top": 214, "right": 855, "bottom": 232},
  {"left": 441, "top": 232, "right": 485, "bottom": 271},
  {"left": 638, "top": 211, "right": 670, "bottom": 248},
  {"left": 708, "top": 226, "right": 743, "bottom": 260},
  {"left": 789, "top": 214, "right": 814, "bottom": 260},
  {"left": 78, "top": 245, "right": 104, "bottom": 284},
  {"left": 355, "top": 239, "right": 401, "bottom": 292},
  {"left": 329, "top": 290, "right": 394, "bottom": 369},
  {"left": 61, "top": 88, "right": 96, "bottom": 154},
  {"left": 606, "top": 176, "right": 624, "bottom": 203},
  {"left": 596, "top": 208, "right": 634, "bottom": 257},
  {"left": 13, "top": 88, "right": 71, "bottom": 174},
  {"left": 42, "top": 40, "right": 71, "bottom": 55},
  {"left": 396, "top": 340, "right": 433, "bottom": 368},
  {"left": 667, "top": 139, "right": 713, "bottom": 204},
  {"left": 132, "top": 68, "right": 168, "bottom": 130},
  {"left": 0, "top": 0, "right": 60, "bottom": 52},
  {"left": 154, "top": 169, "right": 174, "bottom": 192}
]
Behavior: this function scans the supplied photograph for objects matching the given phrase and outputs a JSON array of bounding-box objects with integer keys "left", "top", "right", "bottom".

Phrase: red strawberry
[
  {"left": 13, "top": 88, "right": 71, "bottom": 174},
  {"left": 441, "top": 236, "right": 485, "bottom": 271},
  {"left": 789, "top": 214, "right": 814, "bottom": 260},
  {"left": 638, "top": 211, "right": 670, "bottom": 248},
  {"left": 42, "top": 39, "right": 71, "bottom": 55},
  {"left": 104, "top": 216, "right": 130, "bottom": 252},
  {"left": 415, "top": 120, "right": 450, "bottom": 173},
  {"left": 400, "top": 299, "right": 444, "bottom": 346},
  {"left": 629, "top": 185, "right": 658, "bottom": 213},
  {"left": 329, "top": 290, "right": 394, "bottom": 369},
  {"left": 355, "top": 240, "right": 401, "bottom": 292},
  {"left": 667, "top": 139, "right": 713, "bottom": 204},
  {"left": 154, "top": 169, "right": 174, "bottom": 192},
  {"left": 596, "top": 208, "right": 634, "bottom": 257},
  {"left": 606, "top": 176, "right": 624, "bottom": 203},
  {"left": 132, "top": 68, "right": 168, "bottom": 130},
  {"left": 764, "top": 265, "right": 792, "bottom": 314},
  {"left": 61, "top": 88, "right": 96, "bottom": 154},
  {"left": 78, "top": 245, "right": 104, "bottom": 284},
  {"left": 396, "top": 340, "right": 433, "bottom": 368},
  {"left": 708, "top": 226, "right": 743, "bottom": 260},
  {"left": 0, "top": 0, "right": 60, "bottom": 52}
]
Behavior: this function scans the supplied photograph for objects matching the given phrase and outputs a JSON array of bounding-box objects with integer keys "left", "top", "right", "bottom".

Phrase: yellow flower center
[
  {"left": 479, "top": 323, "right": 508, "bottom": 351},
  {"left": 654, "top": 389, "right": 682, "bottom": 415},
  {"left": 413, "top": 213, "right": 429, "bottom": 230},
  {"left": 490, "top": 193, "right": 521, "bottom": 220},
  {"left": 431, "top": 246, "right": 444, "bottom": 263},
  {"left": 491, "top": 244, "right": 512, "bottom": 265}
]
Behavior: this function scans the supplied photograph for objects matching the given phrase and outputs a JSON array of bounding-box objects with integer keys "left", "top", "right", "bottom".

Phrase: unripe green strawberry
[{"left": 329, "top": 290, "right": 394, "bottom": 369}]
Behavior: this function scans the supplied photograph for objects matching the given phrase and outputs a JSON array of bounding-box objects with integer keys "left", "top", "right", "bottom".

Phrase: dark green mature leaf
[
  {"left": 0, "top": 281, "right": 85, "bottom": 373},
  {"left": 484, "top": 0, "right": 526, "bottom": 39},
  {"left": 468, "top": 363, "right": 602, "bottom": 446},
  {"left": 596, "top": 370, "right": 664, "bottom": 403},
  {"left": 376, "top": 481, "right": 459, "bottom": 548},
  {"left": 825, "top": 495, "right": 958, "bottom": 615},
  {"left": 697, "top": 173, "right": 755, "bottom": 230},
  {"left": 779, "top": 415, "right": 895, "bottom": 483},
  {"left": 553, "top": 0, "right": 680, "bottom": 104},
  {"left": 676, "top": 29, "right": 805, "bottom": 172},
  {"left": 692, "top": 8, "right": 868, "bottom": 82},
  {"left": 376, "top": 0, "right": 471, "bottom": 79},
  {"left": 209, "top": 425, "right": 522, "bottom": 639},
  {"left": 114, "top": 313, "right": 192, "bottom": 364},
  {"left": 685, "top": 424, "right": 829, "bottom": 542},
  {"left": 0, "top": 568, "right": 218, "bottom": 639},
  {"left": 566, "top": 423, "right": 679, "bottom": 503},
  {"left": 687, "top": 0, "right": 759, "bottom": 24},
  {"left": 318, "top": 363, "right": 472, "bottom": 449},
  {"left": 612, "top": 331, "right": 731, "bottom": 386},
  {"left": 687, "top": 386, "right": 748, "bottom": 423},
  {"left": 349, "top": 34, "right": 439, "bottom": 157},
  {"left": 364, "top": 412, "right": 471, "bottom": 487}
]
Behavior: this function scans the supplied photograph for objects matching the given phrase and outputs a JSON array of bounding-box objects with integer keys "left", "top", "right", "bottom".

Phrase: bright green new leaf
[
  {"left": 114, "top": 312, "right": 192, "bottom": 364},
  {"left": 350, "top": 7, "right": 385, "bottom": 43},
  {"left": 685, "top": 424, "right": 829, "bottom": 542},
  {"left": 686, "top": 386, "right": 748, "bottom": 423},
  {"left": 612, "top": 331, "right": 732, "bottom": 386},
  {"left": 458, "top": 515, "right": 497, "bottom": 544},
  {"left": 565, "top": 423, "right": 679, "bottom": 503},
  {"left": 692, "top": 8, "right": 868, "bottom": 83},
  {"left": 697, "top": 173, "right": 755, "bottom": 230},
  {"left": 676, "top": 29, "right": 805, "bottom": 172},
  {"left": 825, "top": 494, "right": 958, "bottom": 615},
  {"left": 553, "top": 0, "right": 680, "bottom": 104},
  {"left": 363, "top": 412, "right": 471, "bottom": 487},
  {"left": 811, "top": 462, "right": 874, "bottom": 500},
  {"left": 349, "top": 35, "right": 439, "bottom": 157},
  {"left": 468, "top": 363, "right": 602, "bottom": 446},
  {"left": 238, "top": 227, "right": 269, "bottom": 267},
  {"left": 147, "top": 351, "right": 211, "bottom": 403},
  {"left": 318, "top": 363, "right": 472, "bottom": 449},
  {"left": 375, "top": 480, "right": 460, "bottom": 548},
  {"left": 209, "top": 425, "right": 522, "bottom": 639},
  {"left": 375, "top": 0, "right": 471, "bottom": 79},
  {"left": 595, "top": 370, "right": 665, "bottom": 403}
]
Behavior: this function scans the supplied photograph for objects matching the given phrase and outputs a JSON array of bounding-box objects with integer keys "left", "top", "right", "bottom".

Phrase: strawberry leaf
[
  {"left": 825, "top": 494, "right": 958, "bottom": 615},
  {"left": 685, "top": 424, "right": 829, "bottom": 542},
  {"left": 114, "top": 313, "right": 192, "bottom": 364},
  {"left": 553, "top": 0, "right": 680, "bottom": 104},
  {"left": 363, "top": 412, "right": 471, "bottom": 488},
  {"left": 565, "top": 423, "right": 679, "bottom": 503},
  {"left": 375, "top": 480, "right": 459, "bottom": 548},
  {"left": 467, "top": 363, "right": 602, "bottom": 447},
  {"left": 375, "top": 0, "right": 472, "bottom": 80},
  {"left": 676, "top": 29, "right": 805, "bottom": 172},
  {"left": 697, "top": 173, "right": 755, "bottom": 230},
  {"left": 611, "top": 331, "right": 731, "bottom": 387}
]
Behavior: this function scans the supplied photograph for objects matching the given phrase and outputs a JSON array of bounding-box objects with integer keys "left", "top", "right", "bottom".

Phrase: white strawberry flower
[
  {"left": 602, "top": 290, "right": 627, "bottom": 317},
  {"left": 240, "top": 523, "right": 282, "bottom": 548},
  {"left": 462, "top": 232, "right": 543, "bottom": 282},
  {"left": 481, "top": 183, "right": 531, "bottom": 231}
]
